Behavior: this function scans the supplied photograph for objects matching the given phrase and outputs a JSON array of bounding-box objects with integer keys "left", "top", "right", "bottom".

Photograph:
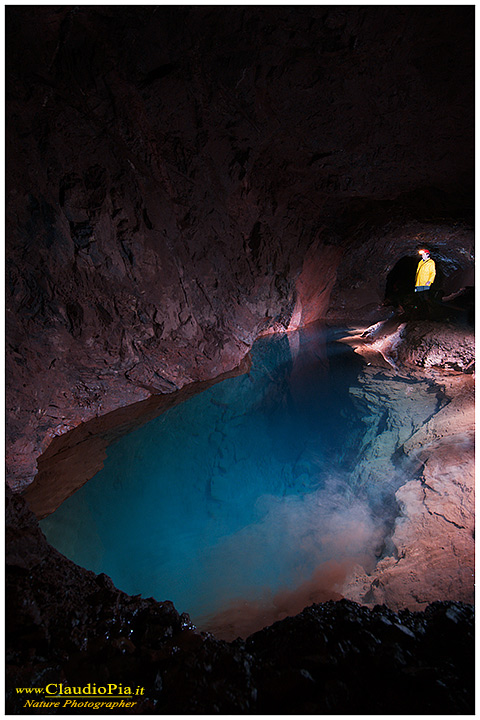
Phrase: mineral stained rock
[{"left": 388, "top": 321, "right": 475, "bottom": 371}]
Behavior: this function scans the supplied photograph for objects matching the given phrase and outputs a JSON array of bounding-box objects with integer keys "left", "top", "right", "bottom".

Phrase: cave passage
[
  {"left": 384, "top": 255, "right": 420, "bottom": 307},
  {"left": 40, "top": 323, "right": 441, "bottom": 638}
]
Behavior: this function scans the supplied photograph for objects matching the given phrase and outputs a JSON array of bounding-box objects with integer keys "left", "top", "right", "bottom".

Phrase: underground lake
[{"left": 40, "top": 322, "right": 444, "bottom": 639}]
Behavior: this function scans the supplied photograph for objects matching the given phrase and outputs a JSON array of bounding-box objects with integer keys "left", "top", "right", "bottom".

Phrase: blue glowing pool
[{"left": 40, "top": 323, "right": 440, "bottom": 637}]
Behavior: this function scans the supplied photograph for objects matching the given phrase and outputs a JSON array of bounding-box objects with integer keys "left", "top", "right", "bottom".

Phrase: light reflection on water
[{"left": 40, "top": 323, "right": 439, "bottom": 638}]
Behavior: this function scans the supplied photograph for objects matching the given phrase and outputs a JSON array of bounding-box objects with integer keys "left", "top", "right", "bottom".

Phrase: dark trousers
[{"left": 414, "top": 289, "right": 432, "bottom": 319}]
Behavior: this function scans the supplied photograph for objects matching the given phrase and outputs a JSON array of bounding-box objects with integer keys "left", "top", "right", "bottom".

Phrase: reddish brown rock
[
  {"left": 388, "top": 321, "right": 475, "bottom": 371},
  {"left": 340, "top": 328, "right": 474, "bottom": 613}
]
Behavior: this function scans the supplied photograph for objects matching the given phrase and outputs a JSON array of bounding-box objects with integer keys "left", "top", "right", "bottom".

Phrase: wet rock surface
[
  {"left": 340, "top": 323, "right": 474, "bottom": 612},
  {"left": 6, "top": 490, "right": 474, "bottom": 714}
]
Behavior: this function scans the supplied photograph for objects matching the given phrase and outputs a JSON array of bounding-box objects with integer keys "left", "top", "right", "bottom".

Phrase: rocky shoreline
[
  {"left": 339, "top": 320, "right": 475, "bottom": 611},
  {"left": 22, "top": 355, "right": 251, "bottom": 520}
]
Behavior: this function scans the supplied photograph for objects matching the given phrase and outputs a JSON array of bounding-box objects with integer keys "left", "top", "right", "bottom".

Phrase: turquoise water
[{"left": 40, "top": 324, "right": 436, "bottom": 633}]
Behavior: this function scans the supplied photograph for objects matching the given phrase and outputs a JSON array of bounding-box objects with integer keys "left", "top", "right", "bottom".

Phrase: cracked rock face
[{"left": 341, "top": 328, "right": 474, "bottom": 612}]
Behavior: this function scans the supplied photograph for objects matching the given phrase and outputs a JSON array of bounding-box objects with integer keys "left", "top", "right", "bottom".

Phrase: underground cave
[{"left": 6, "top": 5, "right": 474, "bottom": 715}]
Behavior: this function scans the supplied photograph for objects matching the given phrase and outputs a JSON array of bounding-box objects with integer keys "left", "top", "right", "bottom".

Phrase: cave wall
[{"left": 6, "top": 6, "right": 474, "bottom": 490}]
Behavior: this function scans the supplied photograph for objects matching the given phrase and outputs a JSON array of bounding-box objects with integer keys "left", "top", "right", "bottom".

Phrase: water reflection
[{"left": 40, "top": 323, "right": 439, "bottom": 638}]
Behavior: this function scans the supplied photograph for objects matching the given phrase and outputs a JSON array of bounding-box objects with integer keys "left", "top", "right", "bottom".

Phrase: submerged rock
[{"left": 337, "top": 322, "right": 474, "bottom": 613}]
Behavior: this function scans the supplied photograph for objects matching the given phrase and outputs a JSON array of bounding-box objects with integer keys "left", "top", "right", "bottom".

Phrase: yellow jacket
[{"left": 415, "top": 258, "right": 436, "bottom": 288}]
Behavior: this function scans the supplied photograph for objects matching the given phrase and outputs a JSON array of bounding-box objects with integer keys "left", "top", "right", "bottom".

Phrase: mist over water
[{"left": 41, "top": 324, "right": 440, "bottom": 638}]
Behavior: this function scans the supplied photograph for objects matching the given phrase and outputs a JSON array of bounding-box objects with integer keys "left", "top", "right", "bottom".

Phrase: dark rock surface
[{"left": 6, "top": 490, "right": 474, "bottom": 714}]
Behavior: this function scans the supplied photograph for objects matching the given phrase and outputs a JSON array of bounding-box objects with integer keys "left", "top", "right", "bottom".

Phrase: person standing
[
  {"left": 414, "top": 248, "right": 436, "bottom": 318},
  {"left": 415, "top": 248, "right": 436, "bottom": 292}
]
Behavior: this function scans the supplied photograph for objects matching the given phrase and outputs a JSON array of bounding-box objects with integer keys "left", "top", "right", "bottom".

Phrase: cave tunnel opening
[
  {"left": 384, "top": 255, "right": 423, "bottom": 308},
  {"left": 384, "top": 253, "right": 474, "bottom": 326},
  {"left": 40, "top": 322, "right": 443, "bottom": 641}
]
